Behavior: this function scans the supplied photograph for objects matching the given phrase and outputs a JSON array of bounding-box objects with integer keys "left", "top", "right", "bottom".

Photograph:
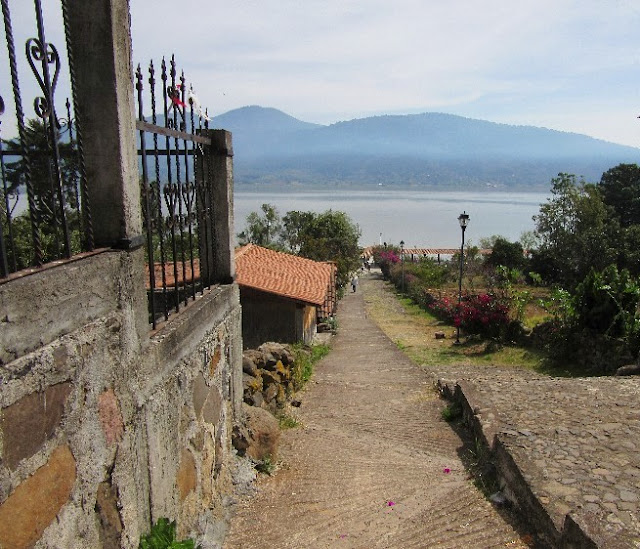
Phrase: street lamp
[
  {"left": 400, "top": 240, "right": 405, "bottom": 293},
  {"left": 455, "top": 211, "right": 470, "bottom": 345}
]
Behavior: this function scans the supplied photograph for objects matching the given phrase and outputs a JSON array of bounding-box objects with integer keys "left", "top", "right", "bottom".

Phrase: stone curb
[{"left": 438, "top": 378, "right": 600, "bottom": 549}]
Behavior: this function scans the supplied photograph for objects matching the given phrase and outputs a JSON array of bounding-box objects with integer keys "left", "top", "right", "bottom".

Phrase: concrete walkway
[{"left": 224, "top": 275, "right": 531, "bottom": 548}]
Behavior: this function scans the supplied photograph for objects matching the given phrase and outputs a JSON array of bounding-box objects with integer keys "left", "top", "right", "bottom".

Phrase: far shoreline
[{"left": 234, "top": 182, "right": 551, "bottom": 193}]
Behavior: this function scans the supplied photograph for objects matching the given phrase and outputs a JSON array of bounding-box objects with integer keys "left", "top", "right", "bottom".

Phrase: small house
[{"left": 235, "top": 244, "right": 336, "bottom": 348}]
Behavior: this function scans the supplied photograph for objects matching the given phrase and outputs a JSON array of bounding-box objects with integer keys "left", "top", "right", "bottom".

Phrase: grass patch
[
  {"left": 291, "top": 343, "right": 331, "bottom": 389},
  {"left": 277, "top": 412, "right": 301, "bottom": 429},
  {"left": 139, "top": 518, "right": 200, "bottom": 549},
  {"left": 365, "top": 279, "right": 563, "bottom": 373},
  {"left": 464, "top": 437, "right": 500, "bottom": 498}
]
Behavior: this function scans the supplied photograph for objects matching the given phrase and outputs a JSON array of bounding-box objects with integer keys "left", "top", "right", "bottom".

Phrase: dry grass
[{"left": 363, "top": 278, "right": 545, "bottom": 370}]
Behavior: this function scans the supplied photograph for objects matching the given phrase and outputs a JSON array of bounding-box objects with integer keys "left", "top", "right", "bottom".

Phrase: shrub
[
  {"left": 429, "top": 292, "right": 511, "bottom": 339},
  {"left": 388, "top": 257, "right": 449, "bottom": 297},
  {"left": 378, "top": 250, "right": 400, "bottom": 279},
  {"left": 291, "top": 343, "right": 331, "bottom": 389}
]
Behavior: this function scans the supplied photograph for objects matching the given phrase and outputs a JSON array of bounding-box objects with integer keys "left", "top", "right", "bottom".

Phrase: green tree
[
  {"left": 237, "top": 203, "right": 282, "bottom": 247},
  {"left": 4, "top": 118, "right": 80, "bottom": 224},
  {"left": 285, "top": 209, "right": 361, "bottom": 291},
  {"left": 598, "top": 163, "right": 640, "bottom": 228},
  {"left": 486, "top": 237, "right": 526, "bottom": 272},
  {"left": 3, "top": 118, "right": 82, "bottom": 269},
  {"left": 280, "top": 210, "right": 316, "bottom": 253},
  {"left": 531, "top": 173, "right": 618, "bottom": 288}
]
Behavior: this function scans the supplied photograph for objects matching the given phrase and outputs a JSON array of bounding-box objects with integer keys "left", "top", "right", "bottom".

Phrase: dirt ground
[{"left": 223, "top": 271, "right": 534, "bottom": 548}]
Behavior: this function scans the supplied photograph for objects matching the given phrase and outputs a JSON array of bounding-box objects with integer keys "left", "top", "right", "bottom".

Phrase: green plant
[
  {"left": 278, "top": 413, "right": 300, "bottom": 429},
  {"left": 395, "top": 339, "right": 407, "bottom": 351},
  {"left": 464, "top": 437, "right": 500, "bottom": 497},
  {"left": 441, "top": 401, "right": 463, "bottom": 422},
  {"left": 291, "top": 343, "right": 330, "bottom": 389},
  {"left": 255, "top": 455, "right": 275, "bottom": 475},
  {"left": 139, "top": 518, "right": 200, "bottom": 549},
  {"left": 325, "top": 316, "right": 338, "bottom": 332},
  {"left": 495, "top": 265, "right": 533, "bottom": 324}
]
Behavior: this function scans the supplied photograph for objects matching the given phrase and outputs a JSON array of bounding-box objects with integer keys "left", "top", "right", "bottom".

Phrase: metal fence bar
[
  {"left": 136, "top": 64, "right": 158, "bottom": 329},
  {"left": 149, "top": 60, "right": 169, "bottom": 322}
]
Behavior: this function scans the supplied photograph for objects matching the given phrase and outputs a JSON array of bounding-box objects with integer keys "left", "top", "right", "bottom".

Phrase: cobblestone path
[{"left": 224, "top": 276, "right": 530, "bottom": 548}]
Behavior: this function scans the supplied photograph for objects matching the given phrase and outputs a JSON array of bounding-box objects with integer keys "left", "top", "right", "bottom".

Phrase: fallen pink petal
[
  {"left": 443, "top": 468, "right": 451, "bottom": 473},
  {"left": 387, "top": 501, "right": 395, "bottom": 506}
]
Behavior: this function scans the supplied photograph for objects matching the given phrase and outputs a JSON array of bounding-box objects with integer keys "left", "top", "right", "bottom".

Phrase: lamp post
[
  {"left": 400, "top": 240, "right": 405, "bottom": 293},
  {"left": 455, "top": 211, "right": 470, "bottom": 345}
]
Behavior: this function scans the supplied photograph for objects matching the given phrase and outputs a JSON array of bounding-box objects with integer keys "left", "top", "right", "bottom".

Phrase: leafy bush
[
  {"left": 574, "top": 265, "right": 640, "bottom": 338},
  {"left": 533, "top": 265, "right": 640, "bottom": 372}
]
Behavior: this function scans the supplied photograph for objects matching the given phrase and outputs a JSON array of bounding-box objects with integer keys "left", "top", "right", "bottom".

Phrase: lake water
[{"left": 234, "top": 188, "right": 550, "bottom": 248}]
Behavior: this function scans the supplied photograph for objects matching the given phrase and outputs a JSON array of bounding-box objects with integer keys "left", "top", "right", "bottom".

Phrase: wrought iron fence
[
  {"left": 0, "top": 0, "right": 94, "bottom": 279},
  {"left": 135, "top": 55, "right": 218, "bottom": 328}
]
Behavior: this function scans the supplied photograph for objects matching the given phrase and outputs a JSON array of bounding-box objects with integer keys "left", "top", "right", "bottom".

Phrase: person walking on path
[
  {"left": 350, "top": 273, "right": 358, "bottom": 292},
  {"left": 224, "top": 272, "right": 528, "bottom": 548}
]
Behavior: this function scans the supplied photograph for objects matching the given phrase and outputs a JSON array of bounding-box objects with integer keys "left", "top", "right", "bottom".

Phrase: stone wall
[
  {"left": 0, "top": 1, "right": 243, "bottom": 545},
  {"left": 241, "top": 342, "right": 297, "bottom": 411},
  {"left": 0, "top": 249, "right": 243, "bottom": 548}
]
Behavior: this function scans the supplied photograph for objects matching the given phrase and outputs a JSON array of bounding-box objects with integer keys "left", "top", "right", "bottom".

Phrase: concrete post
[
  {"left": 208, "top": 130, "right": 235, "bottom": 283},
  {"left": 65, "top": 0, "right": 142, "bottom": 248}
]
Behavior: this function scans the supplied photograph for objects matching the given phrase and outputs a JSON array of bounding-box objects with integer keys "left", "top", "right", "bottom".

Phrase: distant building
[{"left": 235, "top": 244, "right": 337, "bottom": 348}]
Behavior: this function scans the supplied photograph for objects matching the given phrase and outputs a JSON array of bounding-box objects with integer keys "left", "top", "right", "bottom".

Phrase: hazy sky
[
  {"left": 3, "top": 1, "right": 640, "bottom": 148},
  {"left": 126, "top": 0, "right": 640, "bottom": 148}
]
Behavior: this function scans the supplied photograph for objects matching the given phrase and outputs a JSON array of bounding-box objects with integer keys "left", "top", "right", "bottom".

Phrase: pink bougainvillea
[{"left": 429, "top": 292, "right": 510, "bottom": 338}]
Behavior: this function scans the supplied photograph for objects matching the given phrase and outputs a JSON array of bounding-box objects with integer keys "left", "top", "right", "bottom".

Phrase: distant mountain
[
  {"left": 214, "top": 105, "right": 321, "bottom": 134},
  {"left": 210, "top": 107, "right": 640, "bottom": 189}
]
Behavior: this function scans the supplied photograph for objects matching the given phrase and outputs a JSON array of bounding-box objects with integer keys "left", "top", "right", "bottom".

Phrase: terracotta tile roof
[
  {"left": 146, "top": 260, "right": 200, "bottom": 288},
  {"left": 235, "top": 244, "right": 336, "bottom": 306},
  {"left": 361, "top": 246, "right": 491, "bottom": 258}
]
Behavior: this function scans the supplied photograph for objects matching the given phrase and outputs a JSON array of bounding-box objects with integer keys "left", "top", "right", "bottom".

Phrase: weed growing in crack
[
  {"left": 465, "top": 437, "right": 500, "bottom": 497},
  {"left": 441, "top": 401, "right": 463, "bottom": 422}
]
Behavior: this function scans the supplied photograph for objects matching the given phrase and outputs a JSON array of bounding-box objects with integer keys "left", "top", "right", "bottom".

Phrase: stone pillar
[
  {"left": 208, "top": 130, "right": 235, "bottom": 283},
  {"left": 65, "top": 0, "right": 142, "bottom": 248}
]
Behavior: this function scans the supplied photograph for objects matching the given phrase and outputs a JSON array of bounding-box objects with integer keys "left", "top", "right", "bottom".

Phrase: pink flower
[
  {"left": 443, "top": 467, "right": 451, "bottom": 474},
  {"left": 387, "top": 500, "right": 395, "bottom": 506}
]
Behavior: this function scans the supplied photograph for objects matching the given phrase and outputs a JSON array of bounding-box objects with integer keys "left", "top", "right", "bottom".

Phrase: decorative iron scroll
[
  {"left": 0, "top": 0, "right": 93, "bottom": 277},
  {"left": 26, "top": 37, "right": 60, "bottom": 122}
]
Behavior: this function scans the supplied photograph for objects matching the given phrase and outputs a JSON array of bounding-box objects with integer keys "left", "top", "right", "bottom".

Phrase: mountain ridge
[{"left": 211, "top": 106, "right": 640, "bottom": 189}]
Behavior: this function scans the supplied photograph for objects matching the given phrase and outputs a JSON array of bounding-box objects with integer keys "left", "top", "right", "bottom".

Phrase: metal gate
[{"left": 135, "top": 56, "right": 220, "bottom": 328}]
